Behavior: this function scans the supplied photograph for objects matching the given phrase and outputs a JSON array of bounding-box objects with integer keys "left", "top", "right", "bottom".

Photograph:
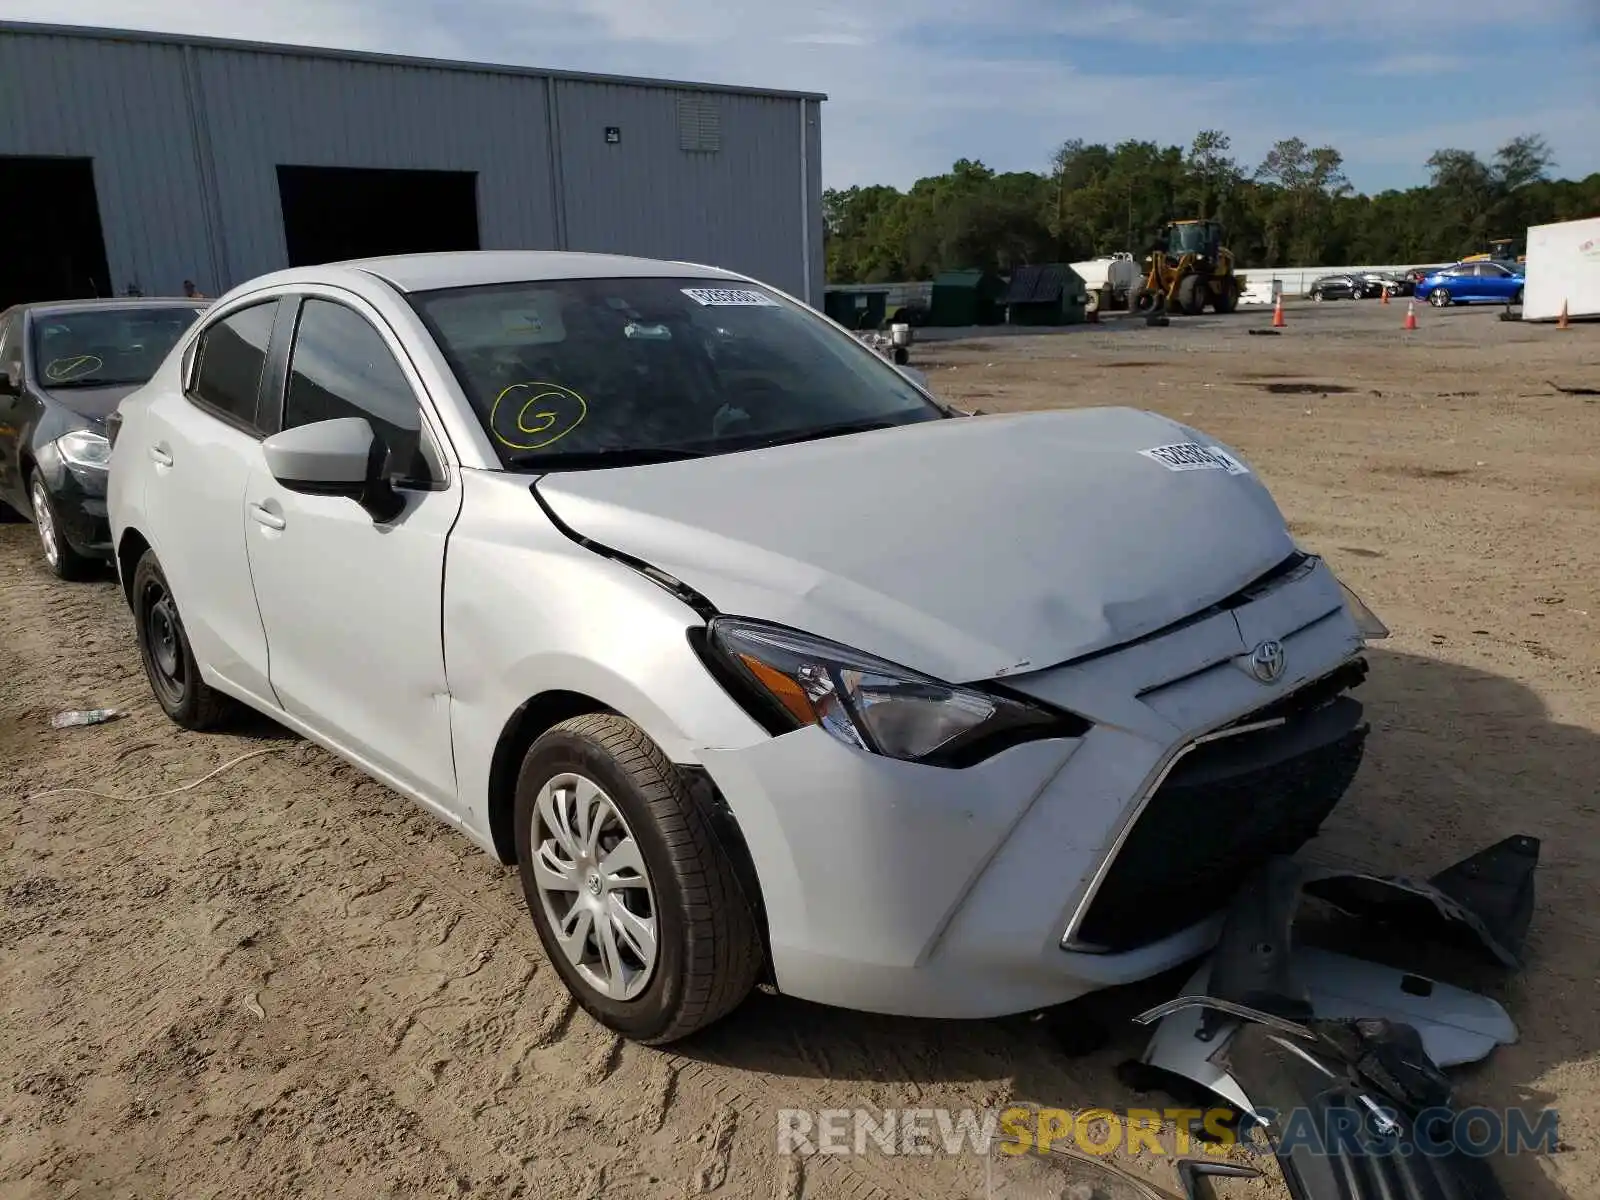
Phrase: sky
[{"left": 4, "top": 0, "right": 1598, "bottom": 193}]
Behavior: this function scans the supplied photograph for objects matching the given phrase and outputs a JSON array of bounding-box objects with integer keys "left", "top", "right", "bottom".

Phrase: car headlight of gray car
[
  {"left": 55, "top": 429, "right": 112, "bottom": 471},
  {"left": 1337, "top": 579, "right": 1389, "bottom": 639},
  {"left": 701, "top": 617, "right": 1089, "bottom": 767}
]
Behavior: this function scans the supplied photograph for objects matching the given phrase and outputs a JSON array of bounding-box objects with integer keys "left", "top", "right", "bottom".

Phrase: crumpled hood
[{"left": 535, "top": 407, "right": 1297, "bottom": 683}]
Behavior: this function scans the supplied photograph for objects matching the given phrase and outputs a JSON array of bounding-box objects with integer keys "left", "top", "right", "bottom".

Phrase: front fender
[{"left": 444, "top": 470, "right": 770, "bottom": 845}]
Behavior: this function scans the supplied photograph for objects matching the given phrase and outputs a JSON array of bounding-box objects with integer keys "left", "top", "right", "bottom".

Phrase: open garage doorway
[
  {"left": 0, "top": 156, "right": 112, "bottom": 310},
  {"left": 277, "top": 166, "right": 480, "bottom": 267}
]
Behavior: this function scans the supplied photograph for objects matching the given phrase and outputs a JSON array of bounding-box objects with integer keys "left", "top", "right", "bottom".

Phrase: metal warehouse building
[{"left": 0, "top": 21, "right": 825, "bottom": 312}]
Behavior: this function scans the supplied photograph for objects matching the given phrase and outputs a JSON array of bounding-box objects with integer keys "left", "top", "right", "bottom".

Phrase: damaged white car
[{"left": 106, "top": 251, "right": 1396, "bottom": 1048}]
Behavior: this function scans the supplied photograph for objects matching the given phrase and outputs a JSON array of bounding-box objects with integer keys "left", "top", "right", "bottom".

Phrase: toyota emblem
[{"left": 1249, "top": 639, "right": 1286, "bottom": 684}]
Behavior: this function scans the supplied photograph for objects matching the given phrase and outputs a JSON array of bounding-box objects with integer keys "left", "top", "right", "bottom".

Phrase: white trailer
[{"left": 1522, "top": 216, "right": 1600, "bottom": 322}]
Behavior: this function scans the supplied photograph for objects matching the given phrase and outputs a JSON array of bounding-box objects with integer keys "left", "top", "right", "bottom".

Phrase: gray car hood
[{"left": 534, "top": 407, "right": 1296, "bottom": 683}]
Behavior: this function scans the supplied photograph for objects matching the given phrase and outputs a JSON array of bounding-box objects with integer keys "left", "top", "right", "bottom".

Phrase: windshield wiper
[
  {"left": 504, "top": 446, "right": 707, "bottom": 471},
  {"left": 47, "top": 376, "right": 132, "bottom": 389},
  {"left": 733, "top": 417, "right": 907, "bottom": 452}
]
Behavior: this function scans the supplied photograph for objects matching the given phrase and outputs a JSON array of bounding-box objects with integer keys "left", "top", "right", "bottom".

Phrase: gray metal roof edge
[{"left": 0, "top": 19, "right": 830, "bottom": 102}]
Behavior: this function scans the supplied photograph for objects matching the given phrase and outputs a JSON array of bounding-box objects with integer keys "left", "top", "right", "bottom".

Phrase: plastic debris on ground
[{"left": 51, "top": 708, "right": 123, "bottom": 729}]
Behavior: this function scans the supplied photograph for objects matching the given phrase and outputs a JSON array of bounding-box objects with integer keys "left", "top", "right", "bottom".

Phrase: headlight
[
  {"left": 700, "top": 617, "right": 1088, "bottom": 767},
  {"left": 56, "top": 429, "right": 111, "bottom": 471},
  {"left": 1338, "top": 580, "right": 1389, "bottom": 640}
]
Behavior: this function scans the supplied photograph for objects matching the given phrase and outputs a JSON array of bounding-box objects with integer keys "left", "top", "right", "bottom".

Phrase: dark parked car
[
  {"left": 1307, "top": 274, "right": 1363, "bottom": 301},
  {"left": 0, "top": 298, "right": 204, "bottom": 578},
  {"left": 1362, "top": 271, "right": 1411, "bottom": 297}
]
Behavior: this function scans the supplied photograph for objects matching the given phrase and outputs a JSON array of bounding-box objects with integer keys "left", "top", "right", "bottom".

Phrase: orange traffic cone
[
  {"left": 1380, "top": 287, "right": 1390, "bottom": 305},
  {"left": 1272, "top": 294, "right": 1286, "bottom": 328},
  {"left": 1557, "top": 300, "right": 1570, "bottom": 330},
  {"left": 1403, "top": 300, "right": 1418, "bottom": 331}
]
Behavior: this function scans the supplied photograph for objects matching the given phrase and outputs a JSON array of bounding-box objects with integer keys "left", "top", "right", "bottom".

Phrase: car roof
[
  {"left": 232, "top": 251, "right": 752, "bottom": 297},
  {"left": 10, "top": 297, "right": 205, "bottom": 320}
]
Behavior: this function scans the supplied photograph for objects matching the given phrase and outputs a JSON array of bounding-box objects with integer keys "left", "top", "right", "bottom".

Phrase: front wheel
[
  {"left": 1311, "top": 290, "right": 1324, "bottom": 303},
  {"left": 1429, "top": 288, "right": 1452, "bottom": 308},
  {"left": 1511, "top": 287, "right": 1524, "bottom": 306},
  {"left": 29, "top": 474, "right": 98, "bottom": 581},
  {"left": 131, "top": 550, "right": 235, "bottom": 729},
  {"left": 514, "top": 714, "right": 764, "bottom": 1045},
  {"left": 1176, "top": 274, "right": 1206, "bottom": 316}
]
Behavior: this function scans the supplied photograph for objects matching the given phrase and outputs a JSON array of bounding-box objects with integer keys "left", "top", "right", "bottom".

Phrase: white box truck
[{"left": 1522, "top": 216, "right": 1600, "bottom": 322}]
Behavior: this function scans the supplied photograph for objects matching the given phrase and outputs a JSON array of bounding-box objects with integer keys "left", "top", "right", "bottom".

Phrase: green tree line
[{"left": 824, "top": 132, "right": 1600, "bottom": 284}]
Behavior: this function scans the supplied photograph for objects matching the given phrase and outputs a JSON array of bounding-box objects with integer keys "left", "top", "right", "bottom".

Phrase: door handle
[
  {"left": 249, "top": 503, "right": 286, "bottom": 531},
  {"left": 148, "top": 444, "right": 173, "bottom": 467}
]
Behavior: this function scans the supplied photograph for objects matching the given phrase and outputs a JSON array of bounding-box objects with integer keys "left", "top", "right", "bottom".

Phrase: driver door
[{"left": 243, "top": 292, "right": 464, "bottom": 812}]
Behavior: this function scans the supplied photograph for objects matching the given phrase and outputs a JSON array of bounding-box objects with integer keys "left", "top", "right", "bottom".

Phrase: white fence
[
  {"left": 827, "top": 263, "right": 1457, "bottom": 306},
  {"left": 1235, "top": 263, "right": 1454, "bottom": 298}
]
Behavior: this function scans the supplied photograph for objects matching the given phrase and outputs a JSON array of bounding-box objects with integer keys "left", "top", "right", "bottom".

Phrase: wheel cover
[
  {"left": 30, "top": 480, "right": 59, "bottom": 569},
  {"left": 532, "top": 772, "right": 658, "bottom": 1001},
  {"left": 141, "top": 582, "right": 187, "bottom": 706}
]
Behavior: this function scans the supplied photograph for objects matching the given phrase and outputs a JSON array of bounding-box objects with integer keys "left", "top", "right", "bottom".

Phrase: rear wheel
[
  {"left": 514, "top": 714, "right": 764, "bottom": 1044},
  {"left": 131, "top": 550, "right": 235, "bottom": 730},
  {"left": 29, "top": 473, "right": 97, "bottom": 581},
  {"left": 1213, "top": 280, "right": 1239, "bottom": 313}
]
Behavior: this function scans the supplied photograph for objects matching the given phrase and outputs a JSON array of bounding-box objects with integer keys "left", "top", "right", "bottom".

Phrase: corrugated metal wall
[{"left": 0, "top": 25, "right": 824, "bottom": 303}]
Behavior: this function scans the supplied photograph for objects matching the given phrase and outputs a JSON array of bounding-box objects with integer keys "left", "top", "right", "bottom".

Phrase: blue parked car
[{"left": 1414, "top": 260, "right": 1526, "bottom": 308}]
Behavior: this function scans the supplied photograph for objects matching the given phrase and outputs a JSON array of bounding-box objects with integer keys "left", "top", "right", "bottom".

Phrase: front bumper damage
[{"left": 1121, "top": 835, "right": 1541, "bottom": 1198}]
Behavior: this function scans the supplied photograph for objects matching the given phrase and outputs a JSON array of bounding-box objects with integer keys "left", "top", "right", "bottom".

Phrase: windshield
[
  {"left": 409, "top": 277, "right": 944, "bottom": 468},
  {"left": 31, "top": 306, "right": 204, "bottom": 388},
  {"left": 1167, "top": 223, "right": 1212, "bottom": 257}
]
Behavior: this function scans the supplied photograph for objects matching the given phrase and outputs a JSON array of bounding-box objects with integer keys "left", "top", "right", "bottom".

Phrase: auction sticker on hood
[
  {"left": 1139, "top": 442, "right": 1251, "bottom": 475},
  {"left": 681, "top": 287, "right": 779, "bottom": 307}
]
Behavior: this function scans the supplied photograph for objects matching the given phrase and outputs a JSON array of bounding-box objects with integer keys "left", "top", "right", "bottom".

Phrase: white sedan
[{"left": 106, "top": 251, "right": 1387, "bottom": 1044}]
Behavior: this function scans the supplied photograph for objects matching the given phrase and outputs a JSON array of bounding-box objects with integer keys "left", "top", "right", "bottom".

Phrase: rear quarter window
[{"left": 188, "top": 301, "right": 278, "bottom": 429}]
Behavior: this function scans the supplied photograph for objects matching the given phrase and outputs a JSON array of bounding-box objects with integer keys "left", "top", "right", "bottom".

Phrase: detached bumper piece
[
  {"left": 1132, "top": 837, "right": 1540, "bottom": 1199},
  {"left": 1220, "top": 1019, "right": 1512, "bottom": 1200}
]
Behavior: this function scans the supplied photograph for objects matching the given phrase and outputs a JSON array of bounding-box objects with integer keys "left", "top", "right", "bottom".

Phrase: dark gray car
[
  {"left": 1307, "top": 274, "right": 1363, "bottom": 302},
  {"left": 0, "top": 298, "right": 204, "bottom": 578}
]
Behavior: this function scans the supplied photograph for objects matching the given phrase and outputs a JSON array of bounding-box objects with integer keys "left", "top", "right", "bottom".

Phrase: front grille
[{"left": 1070, "top": 681, "right": 1368, "bottom": 953}]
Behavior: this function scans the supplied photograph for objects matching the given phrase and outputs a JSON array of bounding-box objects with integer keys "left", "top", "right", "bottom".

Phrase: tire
[
  {"left": 1213, "top": 280, "right": 1239, "bottom": 313},
  {"left": 1429, "top": 288, "right": 1451, "bottom": 308},
  {"left": 130, "top": 549, "right": 235, "bottom": 730},
  {"left": 1128, "top": 286, "right": 1152, "bottom": 314},
  {"left": 1177, "top": 274, "right": 1206, "bottom": 316},
  {"left": 29, "top": 473, "right": 98, "bottom": 581},
  {"left": 1512, "top": 287, "right": 1524, "bottom": 306},
  {"left": 513, "top": 714, "right": 764, "bottom": 1045},
  {"left": 892, "top": 346, "right": 910, "bottom": 366},
  {"left": 1310, "top": 290, "right": 1324, "bottom": 303}
]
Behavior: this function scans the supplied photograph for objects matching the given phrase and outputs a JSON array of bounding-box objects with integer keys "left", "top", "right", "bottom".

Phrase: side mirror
[
  {"left": 1, "top": 361, "right": 20, "bottom": 394},
  {"left": 261, "top": 416, "right": 405, "bottom": 523}
]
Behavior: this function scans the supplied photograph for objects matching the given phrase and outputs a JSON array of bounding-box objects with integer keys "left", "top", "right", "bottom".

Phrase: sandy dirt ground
[{"left": 2, "top": 299, "right": 1597, "bottom": 1199}]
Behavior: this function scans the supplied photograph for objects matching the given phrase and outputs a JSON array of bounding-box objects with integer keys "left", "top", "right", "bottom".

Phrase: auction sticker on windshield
[
  {"left": 1139, "top": 442, "right": 1250, "bottom": 475},
  {"left": 682, "top": 287, "right": 779, "bottom": 307}
]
